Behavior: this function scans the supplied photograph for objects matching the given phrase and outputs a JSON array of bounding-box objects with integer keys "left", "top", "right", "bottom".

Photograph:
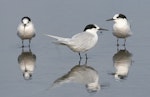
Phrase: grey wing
[
  {"left": 71, "top": 32, "right": 93, "bottom": 48},
  {"left": 72, "top": 32, "right": 89, "bottom": 42}
]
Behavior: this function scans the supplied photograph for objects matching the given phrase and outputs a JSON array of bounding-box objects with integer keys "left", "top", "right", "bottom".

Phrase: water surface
[{"left": 0, "top": 0, "right": 150, "bottom": 97}]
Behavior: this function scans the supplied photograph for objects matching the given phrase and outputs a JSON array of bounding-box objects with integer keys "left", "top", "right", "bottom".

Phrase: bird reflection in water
[
  {"left": 111, "top": 46, "right": 133, "bottom": 80},
  {"left": 18, "top": 47, "right": 36, "bottom": 80},
  {"left": 52, "top": 59, "right": 100, "bottom": 93}
]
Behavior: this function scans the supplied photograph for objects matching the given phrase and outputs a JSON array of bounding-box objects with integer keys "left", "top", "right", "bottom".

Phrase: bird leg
[
  {"left": 85, "top": 56, "right": 88, "bottom": 65},
  {"left": 85, "top": 53, "right": 88, "bottom": 60},
  {"left": 78, "top": 53, "right": 82, "bottom": 59},
  {"left": 78, "top": 58, "right": 81, "bottom": 65}
]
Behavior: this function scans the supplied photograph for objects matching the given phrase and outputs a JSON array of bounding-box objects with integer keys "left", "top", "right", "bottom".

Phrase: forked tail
[{"left": 45, "top": 34, "right": 70, "bottom": 45}]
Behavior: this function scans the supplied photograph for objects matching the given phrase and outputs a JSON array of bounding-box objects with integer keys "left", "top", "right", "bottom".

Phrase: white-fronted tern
[
  {"left": 106, "top": 14, "right": 132, "bottom": 46},
  {"left": 17, "top": 16, "right": 36, "bottom": 47},
  {"left": 46, "top": 24, "right": 108, "bottom": 59}
]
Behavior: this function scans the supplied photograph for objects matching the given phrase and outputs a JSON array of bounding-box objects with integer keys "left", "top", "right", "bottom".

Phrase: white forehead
[
  {"left": 22, "top": 18, "right": 30, "bottom": 24},
  {"left": 113, "top": 14, "right": 119, "bottom": 19},
  {"left": 94, "top": 24, "right": 99, "bottom": 29}
]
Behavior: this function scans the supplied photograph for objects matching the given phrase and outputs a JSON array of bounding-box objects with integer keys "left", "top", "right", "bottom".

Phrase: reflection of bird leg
[
  {"left": 29, "top": 46, "right": 31, "bottom": 52},
  {"left": 78, "top": 58, "right": 81, "bottom": 65},
  {"left": 22, "top": 40, "right": 24, "bottom": 48},
  {"left": 22, "top": 47, "right": 24, "bottom": 52},
  {"left": 78, "top": 56, "right": 88, "bottom": 65},
  {"left": 117, "top": 38, "right": 119, "bottom": 46},
  {"left": 29, "top": 39, "right": 31, "bottom": 47},
  {"left": 123, "top": 38, "right": 126, "bottom": 46},
  {"left": 85, "top": 57, "right": 88, "bottom": 65},
  {"left": 117, "top": 45, "right": 119, "bottom": 52},
  {"left": 85, "top": 53, "right": 88, "bottom": 60},
  {"left": 124, "top": 45, "right": 126, "bottom": 50}
]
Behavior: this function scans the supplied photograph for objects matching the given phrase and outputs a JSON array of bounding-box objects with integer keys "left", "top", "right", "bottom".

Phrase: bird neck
[
  {"left": 115, "top": 19, "right": 128, "bottom": 25},
  {"left": 85, "top": 29, "right": 98, "bottom": 35}
]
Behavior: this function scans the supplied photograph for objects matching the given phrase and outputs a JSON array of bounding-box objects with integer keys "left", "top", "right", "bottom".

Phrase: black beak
[
  {"left": 106, "top": 18, "right": 114, "bottom": 21},
  {"left": 108, "top": 72, "right": 116, "bottom": 75},
  {"left": 99, "top": 28, "right": 109, "bottom": 31},
  {"left": 24, "top": 24, "right": 26, "bottom": 27}
]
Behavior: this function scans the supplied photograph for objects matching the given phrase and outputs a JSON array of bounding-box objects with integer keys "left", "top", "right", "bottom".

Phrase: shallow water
[{"left": 0, "top": 0, "right": 150, "bottom": 97}]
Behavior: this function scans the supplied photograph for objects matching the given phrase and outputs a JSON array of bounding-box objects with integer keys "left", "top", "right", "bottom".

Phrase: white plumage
[
  {"left": 17, "top": 16, "right": 36, "bottom": 47},
  {"left": 107, "top": 14, "right": 132, "bottom": 46},
  {"left": 46, "top": 24, "right": 108, "bottom": 58}
]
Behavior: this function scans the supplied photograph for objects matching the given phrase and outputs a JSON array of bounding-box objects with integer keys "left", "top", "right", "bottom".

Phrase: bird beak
[
  {"left": 108, "top": 72, "right": 116, "bottom": 75},
  {"left": 24, "top": 24, "right": 26, "bottom": 27},
  {"left": 99, "top": 28, "right": 109, "bottom": 31},
  {"left": 106, "top": 18, "right": 114, "bottom": 21}
]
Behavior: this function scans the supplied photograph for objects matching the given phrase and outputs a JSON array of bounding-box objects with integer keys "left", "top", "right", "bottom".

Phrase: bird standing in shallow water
[
  {"left": 46, "top": 24, "right": 108, "bottom": 59},
  {"left": 106, "top": 14, "right": 132, "bottom": 46},
  {"left": 17, "top": 16, "right": 36, "bottom": 47}
]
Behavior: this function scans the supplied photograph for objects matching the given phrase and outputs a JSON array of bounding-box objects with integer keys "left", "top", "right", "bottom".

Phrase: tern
[
  {"left": 17, "top": 16, "right": 36, "bottom": 47},
  {"left": 46, "top": 24, "right": 108, "bottom": 59},
  {"left": 106, "top": 14, "right": 132, "bottom": 46}
]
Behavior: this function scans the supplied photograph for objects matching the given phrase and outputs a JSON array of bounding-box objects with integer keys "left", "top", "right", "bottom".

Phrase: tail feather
[{"left": 45, "top": 34, "right": 70, "bottom": 45}]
